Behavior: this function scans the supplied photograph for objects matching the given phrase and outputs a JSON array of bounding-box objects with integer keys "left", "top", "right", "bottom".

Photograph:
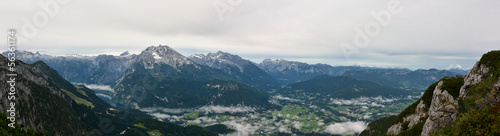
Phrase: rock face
[
  {"left": 387, "top": 122, "right": 403, "bottom": 135},
  {"left": 387, "top": 100, "right": 427, "bottom": 135},
  {"left": 386, "top": 80, "right": 461, "bottom": 136},
  {"left": 87, "top": 53, "right": 137, "bottom": 85},
  {"left": 421, "top": 81, "right": 460, "bottom": 136},
  {"left": 460, "top": 62, "right": 492, "bottom": 98},
  {"left": 385, "top": 58, "right": 495, "bottom": 135}
]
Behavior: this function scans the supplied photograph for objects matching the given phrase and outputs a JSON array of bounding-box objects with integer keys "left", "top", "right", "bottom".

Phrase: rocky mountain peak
[
  {"left": 259, "top": 58, "right": 314, "bottom": 73},
  {"left": 138, "top": 45, "right": 194, "bottom": 69},
  {"left": 207, "top": 51, "right": 242, "bottom": 60},
  {"left": 189, "top": 51, "right": 250, "bottom": 73},
  {"left": 190, "top": 54, "right": 205, "bottom": 59},
  {"left": 2, "top": 50, "right": 54, "bottom": 62},
  {"left": 120, "top": 51, "right": 131, "bottom": 56},
  {"left": 261, "top": 59, "right": 288, "bottom": 64}
]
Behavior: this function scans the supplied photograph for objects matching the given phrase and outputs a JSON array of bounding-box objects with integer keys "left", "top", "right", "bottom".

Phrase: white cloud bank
[
  {"left": 199, "top": 105, "right": 257, "bottom": 114},
  {"left": 222, "top": 121, "right": 260, "bottom": 136},
  {"left": 141, "top": 105, "right": 257, "bottom": 115},
  {"left": 330, "top": 96, "right": 417, "bottom": 107},
  {"left": 323, "top": 121, "right": 367, "bottom": 135},
  {"left": 83, "top": 84, "right": 114, "bottom": 92},
  {"left": 272, "top": 95, "right": 300, "bottom": 102}
]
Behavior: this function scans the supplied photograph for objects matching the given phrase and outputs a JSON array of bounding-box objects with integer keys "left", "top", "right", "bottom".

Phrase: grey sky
[{"left": 1, "top": 0, "right": 499, "bottom": 70}]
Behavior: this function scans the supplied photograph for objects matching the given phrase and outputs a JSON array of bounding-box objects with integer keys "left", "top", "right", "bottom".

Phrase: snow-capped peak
[
  {"left": 152, "top": 52, "right": 162, "bottom": 59},
  {"left": 138, "top": 45, "right": 196, "bottom": 69}
]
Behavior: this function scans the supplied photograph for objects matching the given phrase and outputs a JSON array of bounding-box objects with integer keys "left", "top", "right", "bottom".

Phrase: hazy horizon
[{"left": 4, "top": 47, "right": 475, "bottom": 71}]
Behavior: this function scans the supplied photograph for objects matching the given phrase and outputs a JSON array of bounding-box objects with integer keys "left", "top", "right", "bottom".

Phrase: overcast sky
[{"left": 1, "top": 0, "right": 499, "bottom": 70}]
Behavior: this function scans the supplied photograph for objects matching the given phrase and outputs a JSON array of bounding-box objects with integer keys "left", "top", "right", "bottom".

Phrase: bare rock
[
  {"left": 387, "top": 122, "right": 403, "bottom": 135},
  {"left": 421, "top": 81, "right": 459, "bottom": 136},
  {"left": 387, "top": 100, "right": 427, "bottom": 135},
  {"left": 460, "top": 62, "right": 491, "bottom": 98}
]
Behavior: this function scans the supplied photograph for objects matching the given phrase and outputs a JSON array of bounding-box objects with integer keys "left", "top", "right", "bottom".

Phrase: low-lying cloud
[
  {"left": 330, "top": 96, "right": 417, "bottom": 107},
  {"left": 149, "top": 112, "right": 182, "bottom": 122},
  {"left": 140, "top": 107, "right": 195, "bottom": 114},
  {"left": 272, "top": 95, "right": 300, "bottom": 102},
  {"left": 83, "top": 84, "right": 114, "bottom": 92},
  {"left": 199, "top": 105, "right": 257, "bottom": 114},
  {"left": 221, "top": 121, "right": 260, "bottom": 136},
  {"left": 140, "top": 105, "right": 257, "bottom": 115},
  {"left": 323, "top": 121, "right": 367, "bottom": 135}
]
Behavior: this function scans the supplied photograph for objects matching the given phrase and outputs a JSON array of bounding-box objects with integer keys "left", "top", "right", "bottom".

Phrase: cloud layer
[
  {"left": 330, "top": 96, "right": 412, "bottom": 107},
  {"left": 324, "top": 121, "right": 367, "bottom": 135},
  {"left": 83, "top": 84, "right": 114, "bottom": 92}
]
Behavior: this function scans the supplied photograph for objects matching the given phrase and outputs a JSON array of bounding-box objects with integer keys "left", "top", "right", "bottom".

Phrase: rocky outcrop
[
  {"left": 421, "top": 81, "right": 460, "bottom": 136},
  {"left": 387, "top": 100, "right": 427, "bottom": 135},
  {"left": 371, "top": 51, "right": 500, "bottom": 136},
  {"left": 387, "top": 122, "right": 403, "bottom": 135},
  {"left": 459, "top": 62, "right": 492, "bottom": 98},
  {"left": 387, "top": 80, "right": 461, "bottom": 136}
]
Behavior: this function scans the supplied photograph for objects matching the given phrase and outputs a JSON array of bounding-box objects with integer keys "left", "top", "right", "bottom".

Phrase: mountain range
[
  {"left": 341, "top": 68, "right": 461, "bottom": 89},
  {"left": 189, "top": 51, "right": 282, "bottom": 91},
  {"left": 0, "top": 54, "right": 216, "bottom": 135},
  {"left": 111, "top": 46, "right": 273, "bottom": 109},
  {"left": 2, "top": 45, "right": 470, "bottom": 110},
  {"left": 3, "top": 47, "right": 469, "bottom": 89},
  {"left": 279, "top": 75, "right": 411, "bottom": 99}
]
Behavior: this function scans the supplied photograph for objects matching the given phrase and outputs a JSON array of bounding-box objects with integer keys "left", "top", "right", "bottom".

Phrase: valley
[
  {"left": 147, "top": 95, "right": 419, "bottom": 135},
  {"left": 85, "top": 83, "right": 421, "bottom": 135}
]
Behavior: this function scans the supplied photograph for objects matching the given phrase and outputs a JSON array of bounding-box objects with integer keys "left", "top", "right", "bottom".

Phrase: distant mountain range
[
  {"left": 341, "top": 68, "right": 461, "bottom": 89},
  {"left": 3, "top": 47, "right": 469, "bottom": 89},
  {"left": 0, "top": 54, "right": 216, "bottom": 135},
  {"left": 279, "top": 75, "right": 411, "bottom": 99},
  {"left": 258, "top": 59, "right": 366, "bottom": 84},
  {"left": 2, "top": 46, "right": 470, "bottom": 109}
]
